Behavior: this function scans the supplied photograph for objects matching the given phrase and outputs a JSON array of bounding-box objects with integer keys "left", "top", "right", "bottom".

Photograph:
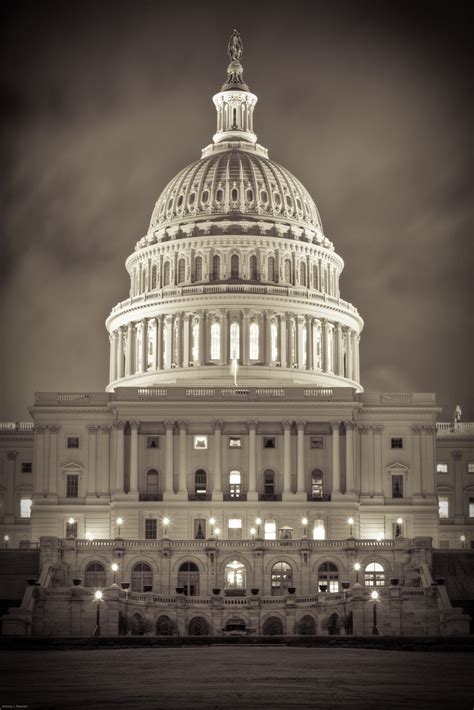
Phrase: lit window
[
  {"left": 311, "top": 470, "right": 323, "bottom": 499},
  {"left": 271, "top": 562, "right": 292, "bottom": 595},
  {"left": 225, "top": 560, "right": 246, "bottom": 589},
  {"left": 313, "top": 519, "right": 326, "bottom": 540},
  {"left": 469, "top": 497, "right": 474, "bottom": 518},
  {"left": 192, "top": 322, "right": 199, "bottom": 361},
  {"left": 66, "top": 520, "right": 77, "bottom": 538},
  {"left": 249, "top": 322, "right": 259, "bottom": 360},
  {"left": 364, "top": 562, "right": 385, "bottom": 587},
  {"left": 228, "top": 518, "right": 242, "bottom": 540},
  {"left": 66, "top": 474, "right": 78, "bottom": 498},
  {"left": 318, "top": 562, "right": 338, "bottom": 592},
  {"left": 145, "top": 519, "right": 157, "bottom": 539},
  {"left": 271, "top": 322, "right": 278, "bottom": 362},
  {"left": 229, "top": 437, "right": 242, "bottom": 448},
  {"left": 229, "top": 470, "right": 241, "bottom": 499},
  {"left": 437, "top": 463, "right": 448, "bottom": 474},
  {"left": 391, "top": 437, "right": 403, "bottom": 449},
  {"left": 194, "top": 436, "right": 208, "bottom": 450},
  {"left": 392, "top": 475, "right": 404, "bottom": 498},
  {"left": 468, "top": 463, "right": 474, "bottom": 473},
  {"left": 264, "top": 519, "right": 276, "bottom": 540},
  {"left": 230, "top": 322, "right": 240, "bottom": 359},
  {"left": 20, "top": 498, "right": 32, "bottom": 518},
  {"left": 194, "top": 469, "right": 207, "bottom": 497},
  {"left": 210, "top": 322, "right": 221, "bottom": 360},
  {"left": 22, "top": 462, "right": 32, "bottom": 473},
  {"left": 147, "top": 436, "right": 159, "bottom": 449},
  {"left": 67, "top": 436, "right": 79, "bottom": 449},
  {"left": 438, "top": 496, "right": 449, "bottom": 518}
]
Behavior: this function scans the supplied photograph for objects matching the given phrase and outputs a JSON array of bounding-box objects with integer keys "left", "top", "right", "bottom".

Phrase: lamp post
[
  {"left": 162, "top": 516, "right": 170, "bottom": 537},
  {"left": 250, "top": 527, "right": 256, "bottom": 539},
  {"left": 111, "top": 562, "right": 119, "bottom": 585},
  {"left": 370, "top": 589, "right": 380, "bottom": 636},
  {"left": 460, "top": 535, "right": 466, "bottom": 549},
  {"left": 3, "top": 534, "right": 10, "bottom": 549},
  {"left": 395, "top": 517, "right": 403, "bottom": 538},
  {"left": 214, "top": 527, "right": 220, "bottom": 539},
  {"left": 347, "top": 517, "right": 354, "bottom": 537},
  {"left": 354, "top": 562, "right": 361, "bottom": 585},
  {"left": 255, "top": 517, "right": 262, "bottom": 537},
  {"left": 116, "top": 517, "right": 124, "bottom": 537},
  {"left": 93, "top": 589, "right": 103, "bottom": 637},
  {"left": 301, "top": 517, "right": 308, "bottom": 538}
]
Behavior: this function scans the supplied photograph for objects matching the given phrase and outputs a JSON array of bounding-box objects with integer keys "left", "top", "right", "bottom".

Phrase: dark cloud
[{"left": 0, "top": 0, "right": 472, "bottom": 420}]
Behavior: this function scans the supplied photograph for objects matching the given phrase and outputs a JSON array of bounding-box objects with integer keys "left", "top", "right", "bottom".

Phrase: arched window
[
  {"left": 192, "top": 321, "right": 199, "bottom": 362},
  {"left": 311, "top": 470, "right": 323, "bottom": 500},
  {"left": 211, "top": 255, "right": 220, "bottom": 281},
  {"left": 131, "top": 613, "right": 146, "bottom": 636},
  {"left": 210, "top": 322, "right": 221, "bottom": 360},
  {"left": 267, "top": 256, "right": 275, "bottom": 282},
  {"left": 194, "top": 469, "right": 207, "bottom": 498},
  {"left": 313, "top": 518, "right": 326, "bottom": 540},
  {"left": 299, "top": 261, "right": 307, "bottom": 287},
  {"left": 302, "top": 325, "right": 307, "bottom": 367},
  {"left": 178, "top": 562, "right": 200, "bottom": 596},
  {"left": 188, "top": 616, "right": 210, "bottom": 636},
  {"left": 85, "top": 562, "right": 106, "bottom": 588},
  {"left": 163, "top": 261, "right": 170, "bottom": 287},
  {"left": 262, "top": 616, "right": 284, "bottom": 635},
  {"left": 141, "top": 268, "right": 146, "bottom": 293},
  {"left": 156, "top": 615, "right": 176, "bottom": 636},
  {"left": 225, "top": 560, "right": 246, "bottom": 589},
  {"left": 229, "top": 470, "right": 241, "bottom": 499},
  {"left": 146, "top": 469, "right": 159, "bottom": 497},
  {"left": 271, "top": 322, "right": 278, "bottom": 362},
  {"left": 318, "top": 562, "right": 339, "bottom": 592},
  {"left": 249, "top": 322, "right": 259, "bottom": 360},
  {"left": 284, "top": 259, "right": 292, "bottom": 284},
  {"left": 312, "top": 264, "right": 319, "bottom": 290},
  {"left": 249, "top": 254, "right": 258, "bottom": 280},
  {"left": 177, "top": 258, "right": 185, "bottom": 284},
  {"left": 297, "top": 615, "right": 316, "bottom": 636},
  {"left": 230, "top": 322, "right": 240, "bottom": 360},
  {"left": 271, "top": 562, "right": 293, "bottom": 595},
  {"left": 194, "top": 256, "right": 203, "bottom": 282},
  {"left": 263, "top": 469, "right": 275, "bottom": 498},
  {"left": 131, "top": 562, "right": 153, "bottom": 592},
  {"left": 231, "top": 254, "right": 239, "bottom": 279},
  {"left": 151, "top": 265, "right": 157, "bottom": 290},
  {"left": 313, "top": 323, "right": 322, "bottom": 370},
  {"left": 364, "top": 562, "right": 385, "bottom": 587}
]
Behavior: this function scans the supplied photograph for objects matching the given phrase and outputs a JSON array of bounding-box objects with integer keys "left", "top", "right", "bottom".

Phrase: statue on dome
[{"left": 228, "top": 29, "right": 243, "bottom": 62}]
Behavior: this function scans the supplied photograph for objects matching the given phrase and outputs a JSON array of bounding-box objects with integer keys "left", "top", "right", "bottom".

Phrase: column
[
  {"left": 345, "top": 421, "right": 355, "bottom": 495},
  {"left": 34, "top": 425, "right": 46, "bottom": 496},
  {"left": 164, "top": 315, "right": 173, "bottom": 368},
  {"left": 129, "top": 421, "right": 139, "bottom": 494},
  {"left": 336, "top": 323, "right": 343, "bottom": 376},
  {"left": 212, "top": 421, "right": 223, "bottom": 501},
  {"left": 263, "top": 311, "right": 271, "bottom": 365},
  {"left": 164, "top": 421, "right": 174, "bottom": 496},
  {"left": 247, "top": 421, "right": 258, "bottom": 501},
  {"left": 410, "top": 426, "right": 422, "bottom": 497},
  {"left": 331, "top": 421, "right": 341, "bottom": 495},
  {"left": 322, "top": 320, "right": 329, "bottom": 372},
  {"left": 175, "top": 314, "right": 182, "bottom": 368},
  {"left": 296, "top": 421, "right": 306, "bottom": 494},
  {"left": 48, "top": 425, "right": 60, "bottom": 497},
  {"left": 221, "top": 309, "right": 227, "bottom": 365},
  {"left": 125, "top": 323, "right": 133, "bottom": 376},
  {"left": 279, "top": 314, "right": 287, "bottom": 367},
  {"left": 109, "top": 332, "right": 118, "bottom": 383},
  {"left": 354, "top": 334, "right": 360, "bottom": 383},
  {"left": 347, "top": 330, "right": 354, "bottom": 381},
  {"left": 242, "top": 311, "right": 249, "bottom": 365},
  {"left": 140, "top": 319, "right": 147, "bottom": 372},
  {"left": 117, "top": 328, "right": 124, "bottom": 379},
  {"left": 422, "top": 425, "right": 436, "bottom": 496},
  {"left": 87, "top": 425, "right": 98, "bottom": 497},
  {"left": 297, "top": 316, "right": 305, "bottom": 368},
  {"left": 182, "top": 314, "right": 190, "bottom": 368},
  {"left": 5, "top": 452, "right": 16, "bottom": 521},
  {"left": 358, "top": 426, "right": 370, "bottom": 496},
  {"left": 372, "top": 425, "right": 384, "bottom": 497},
  {"left": 99, "top": 426, "right": 111, "bottom": 496},
  {"left": 452, "top": 451, "right": 464, "bottom": 522},
  {"left": 199, "top": 312, "right": 206, "bottom": 365},
  {"left": 114, "top": 421, "right": 125, "bottom": 495},
  {"left": 178, "top": 421, "right": 188, "bottom": 495},
  {"left": 282, "top": 421, "right": 292, "bottom": 495},
  {"left": 306, "top": 317, "right": 313, "bottom": 370}
]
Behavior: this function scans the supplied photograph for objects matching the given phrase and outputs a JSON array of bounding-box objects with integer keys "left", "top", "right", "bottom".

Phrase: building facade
[{"left": 0, "top": 32, "right": 472, "bottom": 637}]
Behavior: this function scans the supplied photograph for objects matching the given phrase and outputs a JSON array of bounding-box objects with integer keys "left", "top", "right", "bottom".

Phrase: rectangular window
[
  {"left": 437, "top": 463, "right": 448, "bottom": 474},
  {"left": 391, "top": 437, "right": 403, "bottom": 449},
  {"left": 468, "top": 463, "right": 474, "bottom": 473},
  {"left": 264, "top": 519, "right": 276, "bottom": 540},
  {"left": 194, "top": 435, "right": 208, "bottom": 450},
  {"left": 469, "top": 497, "right": 474, "bottom": 519},
  {"left": 228, "top": 518, "right": 242, "bottom": 540},
  {"left": 228, "top": 436, "right": 242, "bottom": 448},
  {"left": 263, "top": 436, "right": 276, "bottom": 449},
  {"left": 146, "top": 436, "right": 159, "bottom": 449},
  {"left": 66, "top": 521, "right": 78, "bottom": 538},
  {"left": 20, "top": 498, "right": 32, "bottom": 518},
  {"left": 67, "top": 436, "right": 80, "bottom": 449},
  {"left": 66, "top": 474, "right": 78, "bottom": 498},
  {"left": 145, "top": 518, "right": 157, "bottom": 539},
  {"left": 313, "top": 520, "right": 326, "bottom": 540},
  {"left": 21, "top": 462, "right": 32, "bottom": 473},
  {"left": 194, "top": 470, "right": 207, "bottom": 496},
  {"left": 392, "top": 475, "right": 403, "bottom": 498},
  {"left": 194, "top": 519, "right": 206, "bottom": 539},
  {"left": 438, "top": 496, "right": 449, "bottom": 519},
  {"left": 310, "top": 436, "right": 324, "bottom": 449},
  {"left": 439, "top": 539, "right": 450, "bottom": 549}
]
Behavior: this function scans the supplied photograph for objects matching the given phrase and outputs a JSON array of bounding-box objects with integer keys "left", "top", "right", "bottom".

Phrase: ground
[{"left": 0, "top": 647, "right": 473, "bottom": 709}]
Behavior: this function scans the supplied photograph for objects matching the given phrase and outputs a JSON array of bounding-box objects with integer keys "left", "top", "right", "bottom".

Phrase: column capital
[
  {"left": 48, "top": 425, "right": 61, "bottom": 434},
  {"left": 330, "top": 421, "right": 340, "bottom": 432},
  {"left": 113, "top": 420, "right": 126, "bottom": 431},
  {"left": 100, "top": 425, "right": 112, "bottom": 434},
  {"left": 296, "top": 420, "right": 306, "bottom": 432},
  {"left": 410, "top": 425, "right": 423, "bottom": 434},
  {"left": 371, "top": 425, "right": 384, "bottom": 435},
  {"left": 164, "top": 420, "right": 175, "bottom": 431},
  {"left": 423, "top": 425, "right": 436, "bottom": 434},
  {"left": 247, "top": 420, "right": 258, "bottom": 432},
  {"left": 358, "top": 425, "right": 370, "bottom": 435},
  {"left": 213, "top": 421, "right": 224, "bottom": 431},
  {"left": 282, "top": 421, "right": 292, "bottom": 432},
  {"left": 130, "top": 421, "right": 140, "bottom": 431},
  {"left": 344, "top": 421, "right": 355, "bottom": 431},
  {"left": 452, "top": 450, "right": 463, "bottom": 461},
  {"left": 7, "top": 451, "right": 17, "bottom": 461},
  {"left": 87, "top": 425, "right": 99, "bottom": 435},
  {"left": 177, "top": 420, "right": 188, "bottom": 431},
  {"left": 34, "top": 425, "right": 47, "bottom": 434}
]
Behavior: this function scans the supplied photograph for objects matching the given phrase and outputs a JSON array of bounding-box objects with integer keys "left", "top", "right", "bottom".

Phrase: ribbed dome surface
[{"left": 149, "top": 148, "right": 323, "bottom": 233}]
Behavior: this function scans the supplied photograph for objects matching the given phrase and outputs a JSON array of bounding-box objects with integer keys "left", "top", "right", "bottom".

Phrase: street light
[
  {"left": 250, "top": 527, "right": 256, "bottom": 539},
  {"left": 301, "top": 517, "right": 308, "bottom": 537},
  {"left": 347, "top": 517, "right": 354, "bottom": 537},
  {"left": 370, "top": 589, "right": 380, "bottom": 636},
  {"left": 116, "top": 517, "right": 124, "bottom": 536},
  {"left": 214, "top": 527, "right": 220, "bottom": 539},
  {"left": 111, "top": 562, "right": 119, "bottom": 585},
  {"left": 68, "top": 517, "right": 75, "bottom": 525},
  {"left": 3, "top": 534, "right": 10, "bottom": 549},
  {"left": 354, "top": 562, "right": 361, "bottom": 584},
  {"left": 395, "top": 517, "right": 403, "bottom": 538},
  {"left": 162, "top": 516, "right": 170, "bottom": 537},
  {"left": 460, "top": 534, "right": 466, "bottom": 549},
  {"left": 85, "top": 531, "right": 94, "bottom": 541},
  {"left": 255, "top": 517, "right": 262, "bottom": 536},
  {"left": 93, "top": 589, "right": 103, "bottom": 637}
]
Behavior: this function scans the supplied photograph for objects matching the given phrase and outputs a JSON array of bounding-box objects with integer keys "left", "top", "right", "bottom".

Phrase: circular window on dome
[{"left": 274, "top": 193, "right": 281, "bottom": 207}]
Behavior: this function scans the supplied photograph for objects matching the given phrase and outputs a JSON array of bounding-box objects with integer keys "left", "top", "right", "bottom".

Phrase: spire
[{"left": 212, "top": 30, "right": 258, "bottom": 146}]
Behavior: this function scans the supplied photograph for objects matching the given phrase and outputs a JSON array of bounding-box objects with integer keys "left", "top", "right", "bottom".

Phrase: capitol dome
[{"left": 106, "top": 32, "right": 363, "bottom": 392}]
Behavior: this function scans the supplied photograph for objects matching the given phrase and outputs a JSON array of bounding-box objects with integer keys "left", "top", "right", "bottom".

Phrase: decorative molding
[
  {"left": 358, "top": 426, "right": 370, "bottom": 435},
  {"left": 410, "top": 425, "right": 422, "bottom": 434},
  {"left": 213, "top": 421, "right": 224, "bottom": 431},
  {"left": 164, "top": 420, "right": 175, "bottom": 430},
  {"left": 281, "top": 421, "right": 292, "bottom": 432},
  {"left": 48, "top": 425, "right": 61, "bottom": 434},
  {"left": 177, "top": 420, "right": 188, "bottom": 431},
  {"left": 100, "top": 425, "right": 112, "bottom": 434},
  {"left": 295, "top": 420, "right": 306, "bottom": 432},
  {"left": 371, "top": 425, "right": 384, "bottom": 435},
  {"left": 113, "top": 421, "right": 126, "bottom": 431},
  {"left": 423, "top": 425, "right": 436, "bottom": 434},
  {"left": 330, "top": 421, "right": 340, "bottom": 431},
  {"left": 35, "top": 425, "right": 47, "bottom": 434},
  {"left": 129, "top": 421, "right": 140, "bottom": 431},
  {"left": 87, "top": 425, "right": 99, "bottom": 435},
  {"left": 247, "top": 420, "right": 258, "bottom": 431},
  {"left": 344, "top": 421, "right": 355, "bottom": 431}
]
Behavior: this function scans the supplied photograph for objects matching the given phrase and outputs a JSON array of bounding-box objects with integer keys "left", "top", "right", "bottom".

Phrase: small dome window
[
  {"left": 285, "top": 194, "right": 293, "bottom": 209},
  {"left": 177, "top": 195, "right": 184, "bottom": 208},
  {"left": 246, "top": 188, "right": 253, "bottom": 202},
  {"left": 260, "top": 190, "right": 268, "bottom": 203},
  {"left": 231, "top": 188, "right": 239, "bottom": 202},
  {"left": 167, "top": 198, "right": 174, "bottom": 211},
  {"left": 216, "top": 188, "right": 224, "bottom": 203},
  {"left": 274, "top": 193, "right": 281, "bottom": 206},
  {"left": 296, "top": 197, "right": 302, "bottom": 211},
  {"left": 202, "top": 190, "right": 209, "bottom": 204},
  {"left": 189, "top": 192, "right": 196, "bottom": 206}
]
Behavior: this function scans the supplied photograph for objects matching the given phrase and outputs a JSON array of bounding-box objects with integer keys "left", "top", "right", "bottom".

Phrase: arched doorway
[
  {"left": 297, "top": 615, "right": 316, "bottom": 636},
  {"left": 188, "top": 616, "right": 210, "bottom": 636},
  {"left": 262, "top": 616, "right": 284, "bottom": 636},
  {"left": 271, "top": 562, "right": 293, "bottom": 595},
  {"left": 224, "top": 618, "right": 247, "bottom": 635},
  {"left": 156, "top": 615, "right": 176, "bottom": 636},
  {"left": 224, "top": 560, "right": 246, "bottom": 593}
]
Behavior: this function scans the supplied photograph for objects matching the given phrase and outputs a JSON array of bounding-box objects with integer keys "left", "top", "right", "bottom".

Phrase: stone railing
[
  {"left": 0, "top": 422, "right": 34, "bottom": 432},
  {"left": 72, "top": 538, "right": 395, "bottom": 550},
  {"left": 436, "top": 422, "right": 474, "bottom": 437},
  {"left": 360, "top": 392, "right": 437, "bottom": 406}
]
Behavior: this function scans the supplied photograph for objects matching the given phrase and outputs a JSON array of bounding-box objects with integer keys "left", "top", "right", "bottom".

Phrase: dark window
[
  {"left": 177, "top": 258, "right": 185, "bottom": 284},
  {"left": 267, "top": 256, "right": 275, "bottom": 282},
  {"left": 392, "top": 475, "right": 403, "bottom": 498},
  {"left": 178, "top": 562, "right": 200, "bottom": 596},
  {"left": 211, "top": 255, "right": 220, "bottom": 281},
  {"left": 163, "top": 261, "right": 170, "bottom": 286},
  {"left": 132, "top": 563, "right": 153, "bottom": 592},
  {"left": 150, "top": 264, "right": 157, "bottom": 289},
  {"left": 66, "top": 474, "right": 78, "bottom": 498},
  {"left": 194, "top": 256, "right": 203, "bottom": 282},
  {"left": 391, "top": 437, "right": 403, "bottom": 449},
  {"left": 67, "top": 436, "right": 79, "bottom": 449},
  {"left": 146, "top": 436, "right": 159, "bottom": 449},
  {"left": 146, "top": 470, "right": 159, "bottom": 496},
  {"left": 22, "top": 462, "right": 32, "bottom": 473},
  {"left": 249, "top": 255, "right": 258, "bottom": 280},
  {"left": 231, "top": 255, "right": 239, "bottom": 279},
  {"left": 310, "top": 437, "right": 323, "bottom": 449},
  {"left": 85, "top": 562, "right": 106, "bottom": 588},
  {"left": 194, "top": 519, "right": 206, "bottom": 539},
  {"left": 263, "top": 436, "right": 276, "bottom": 449},
  {"left": 264, "top": 469, "right": 275, "bottom": 497},
  {"left": 66, "top": 521, "right": 77, "bottom": 538},
  {"left": 145, "top": 518, "right": 157, "bottom": 539}
]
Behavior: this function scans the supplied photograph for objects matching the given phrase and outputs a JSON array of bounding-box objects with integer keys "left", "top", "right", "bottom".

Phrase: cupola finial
[{"left": 223, "top": 29, "right": 248, "bottom": 91}]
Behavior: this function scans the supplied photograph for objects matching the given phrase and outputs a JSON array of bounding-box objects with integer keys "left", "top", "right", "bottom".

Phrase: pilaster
[
  {"left": 212, "top": 421, "right": 224, "bottom": 501},
  {"left": 247, "top": 420, "right": 258, "bottom": 501}
]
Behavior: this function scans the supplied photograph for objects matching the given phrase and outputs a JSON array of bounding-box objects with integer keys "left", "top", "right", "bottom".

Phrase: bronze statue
[{"left": 228, "top": 29, "right": 243, "bottom": 62}]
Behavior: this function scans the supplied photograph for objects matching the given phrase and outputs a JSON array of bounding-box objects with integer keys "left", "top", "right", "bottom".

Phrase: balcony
[
  {"left": 259, "top": 494, "right": 282, "bottom": 502},
  {"left": 138, "top": 493, "right": 163, "bottom": 501},
  {"left": 188, "top": 493, "right": 212, "bottom": 501},
  {"left": 307, "top": 493, "right": 331, "bottom": 502},
  {"left": 223, "top": 494, "right": 247, "bottom": 502}
]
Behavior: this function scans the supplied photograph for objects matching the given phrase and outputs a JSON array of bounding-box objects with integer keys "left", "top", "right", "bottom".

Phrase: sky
[{"left": 0, "top": 0, "right": 472, "bottom": 421}]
